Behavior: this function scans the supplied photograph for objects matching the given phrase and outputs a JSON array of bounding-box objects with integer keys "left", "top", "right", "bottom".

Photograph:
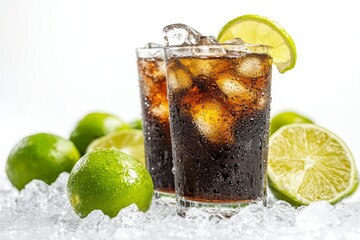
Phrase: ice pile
[{"left": 0, "top": 173, "right": 359, "bottom": 240}]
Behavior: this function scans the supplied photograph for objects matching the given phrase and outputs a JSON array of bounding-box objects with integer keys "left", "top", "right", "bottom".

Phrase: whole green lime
[
  {"left": 70, "top": 112, "right": 129, "bottom": 155},
  {"left": 6, "top": 133, "right": 80, "bottom": 190},
  {"left": 270, "top": 111, "right": 313, "bottom": 135},
  {"left": 67, "top": 149, "right": 154, "bottom": 218}
]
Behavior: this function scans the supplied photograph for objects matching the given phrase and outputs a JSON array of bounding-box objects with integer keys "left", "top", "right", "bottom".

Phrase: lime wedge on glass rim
[
  {"left": 268, "top": 123, "right": 358, "bottom": 206},
  {"left": 86, "top": 129, "right": 145, "bottom": 166},
  {"left": 217, "top": 14, "right": 297, "bottom": 73}
]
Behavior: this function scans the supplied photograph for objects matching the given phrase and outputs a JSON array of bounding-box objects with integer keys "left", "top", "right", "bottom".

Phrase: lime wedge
[
  {"left": 217, "top": 14, "right": 297, "bottom": 73},
  {"left": 86, "top": 129, "right": 145, "bottom": 166},
  {"left": 268, "top": 123, "right": 358, "bottom": 205}
]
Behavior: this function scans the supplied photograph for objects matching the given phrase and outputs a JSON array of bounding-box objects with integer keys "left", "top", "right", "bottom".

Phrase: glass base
[
  {"left": 154, "top": 190, "right": 176, "bottom": 204},
  {"left": 176, "top": 196, "right": 266, "bottom": 218}
]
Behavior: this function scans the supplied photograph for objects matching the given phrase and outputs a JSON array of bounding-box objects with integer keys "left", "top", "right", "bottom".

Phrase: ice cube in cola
[
  {"left": 164, "top": 24, "right": 272, "bottom": 216},
  {"left": 136, "top": 44, "right": 175, "bottom": 196}
]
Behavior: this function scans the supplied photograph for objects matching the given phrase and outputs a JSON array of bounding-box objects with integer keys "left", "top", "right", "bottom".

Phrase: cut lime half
[
  {"left": 270, "top": 111, "right": 313, "bottom": 135},
  {"left": 218, "top": 14, "right": 297, "bottom": 73},
  {"left": 86, "top": 129, "right": 145, "bottom": 166},
  {"left": 268, "top": 123, "right": 358, "bottom": 205}
]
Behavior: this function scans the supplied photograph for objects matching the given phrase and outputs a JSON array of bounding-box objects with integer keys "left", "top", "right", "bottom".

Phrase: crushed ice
[{"left": 0, "top": 173, "right": 360, "bottom": 240}]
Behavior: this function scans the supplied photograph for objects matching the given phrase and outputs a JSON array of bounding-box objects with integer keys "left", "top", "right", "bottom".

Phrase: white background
[{"left": 1, "top": 0, "right": 359, "bottom": 199}]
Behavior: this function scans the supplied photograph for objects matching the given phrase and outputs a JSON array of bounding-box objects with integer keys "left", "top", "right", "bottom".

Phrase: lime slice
[
  {"left": 268, "top": 123, "right": 358, "bottom": 205},
  {"left": 217, "top": 14, "right": 297, "bottom": 73},
  {"left": 86, "top": 129, "right": 145, "bottom": 166}
]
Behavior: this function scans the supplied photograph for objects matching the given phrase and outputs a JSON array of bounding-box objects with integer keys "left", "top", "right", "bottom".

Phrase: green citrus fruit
[
  {"left": 67, "top": 149, "right": 154, "bottom": 218},
  {"left": 128, "top": 119, "right": 143, "bottom": 130},
  {"left": 86, "top": 129, "right": 145, "bottom": 166},
  {"left": 270, "top": 111, "right": 313, "bottom": 135},
  {"left": 218, "top": 14, "right": 297, "bottom": 73},
  {"left": 70, "top": 112, "right": 129, "bottom": 155},
  {"left": 6, "top": 133, "right": 80, "bottom": 190},
  {"left": 268, "top": 123, "right": 358, "bottom": 206}
]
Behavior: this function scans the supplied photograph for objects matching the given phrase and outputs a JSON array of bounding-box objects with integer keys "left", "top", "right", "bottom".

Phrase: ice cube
[
  {"left": 229, "top": 202, "right": 265, "bottom": 237},
  {"left": 167, "top": 64, "right": 192, "bottom": 91},
  {"left": 163, "top": 24, "right": 227, "bottom": 59},
  {"left": 334, "top": 202, "right": 360, "bottom": 236},
  {"left": 238, "top": 55, "right": 269, "bottom": 78},
  {"left": 144, "top": 42, "right": 164, "bottom": 48},
  {"left": 185, "top": 207, "right": 210, "bottom": 220},
  {"left": 0, "top": 176, "right": 18, "bottom": 211},
  {"left": 296, "top": 201, "right": 338, "bottom": 231},
  {"left": 223, "top": 38, "right": 246, "bottom": 45},
  {"left": 216, "top": 76, "right": 256, "bottom": 103},
  {"left": 139, "top": 60, "right": 167, "bottom": 107},
  {"left": 179, "top": 58, "right": 229, "bottom": 77},
  {"left": 191, "top": 100, "right": 235, "bottom": 144},
  {"left": 149, "top": 101, "right": 169, "bottom": 122},
  {"left": 255, "top": 95, "right": 268, "bottom": 110},
  {"left": 47, "top": 173, "right": 72, "bottom": 215},
  {"left": 16, "top": 180, "right": 49, "bottom": 212},
  {"left": 138, "top": 43, "right": 164, "bottom": 59},
  {"left": 220, "top": 39, "right": 253, "bottom": 59},
  {"left": 163, "top": 23, "right": 203, "bottom": 46},
  {"left": 216, "top": 77, "right": 248, "bottom": 97},
  {"left": 138, "top": 58, "right": 166, "bottom": 83},
  {"left": 75, "top": 210, "right": 111, "bottom": 238},
  {"left": 149, "top": 61, "right": 166, "bottom": 82},
  {"left": 157, "top": 60, "right": 166, "bottom": 76},
  {"left": 196, "top": 35, "right": 218, "bottom": 45},
  {"left": 264, "top": 201, "right": 296, "bottom": 232},
  {"left": 192, "top": 37, "right": 227, "bottom": 56}
]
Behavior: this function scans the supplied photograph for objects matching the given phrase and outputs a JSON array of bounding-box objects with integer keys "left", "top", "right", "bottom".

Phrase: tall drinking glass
[
  {"left": 165, "top": 44, "right": 272, "bottom": 216},
  {"left": 136, "top": 46, "right": 175, "bottom": 198}
]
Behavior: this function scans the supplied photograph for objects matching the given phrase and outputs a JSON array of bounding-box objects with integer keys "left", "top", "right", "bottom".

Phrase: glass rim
[
  {"left": 136, "top": 47, "right": 165, "bottom": 59},
  {"left": 136, "top": 46, "right": 164, "bottom": 51},
  {"left": 164, "top": 43, "right": 273, "bottom": 57},
  {"left": 164, "top": 43, "right": 272, "bottom": 50}
]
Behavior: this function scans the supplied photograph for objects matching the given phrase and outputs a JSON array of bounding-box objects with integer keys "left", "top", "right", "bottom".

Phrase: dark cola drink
[
  {"left": 165, "top": 43, "right": 272, "bottom": 215},
  {"left": 136, "top": 46, "right": 175, "bottom": 196}
]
